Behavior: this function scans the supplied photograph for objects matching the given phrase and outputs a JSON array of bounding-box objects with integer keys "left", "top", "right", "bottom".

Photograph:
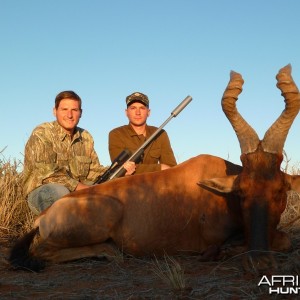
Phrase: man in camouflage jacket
[{"left": 23, "top": 91, "right": 107, "bottom": 215}]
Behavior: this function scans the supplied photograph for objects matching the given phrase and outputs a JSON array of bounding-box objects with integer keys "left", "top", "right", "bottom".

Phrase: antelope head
[{"left": 201, "top": 64, "right": 300, "bottom": 271}]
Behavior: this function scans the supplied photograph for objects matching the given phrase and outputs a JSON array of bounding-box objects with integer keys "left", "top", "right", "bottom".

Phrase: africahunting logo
[{"left": 258, "top": 275, "right": 300, "bottom": 295}]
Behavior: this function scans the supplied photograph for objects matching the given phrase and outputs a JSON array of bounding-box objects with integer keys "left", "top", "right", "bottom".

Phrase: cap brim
[{"left": 127, "top": 99, "right": 149, "bottom": 107}]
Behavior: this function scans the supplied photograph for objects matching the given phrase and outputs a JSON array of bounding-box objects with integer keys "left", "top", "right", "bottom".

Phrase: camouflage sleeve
[
  {"left": 84, "top": 146, "right": 108, "bottom": 184},
  {"left": 23, "top": 133, "right": 79, "bottom": 195}
]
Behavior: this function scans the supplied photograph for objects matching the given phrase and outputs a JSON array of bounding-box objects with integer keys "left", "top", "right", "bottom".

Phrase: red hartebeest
[{"left": 9, "top": 64, "right": 300, "bottom": 272}]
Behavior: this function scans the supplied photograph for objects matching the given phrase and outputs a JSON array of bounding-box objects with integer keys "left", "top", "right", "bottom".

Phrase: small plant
[{"left": 152, "top": 254, "right": 186, "bottom": 291}]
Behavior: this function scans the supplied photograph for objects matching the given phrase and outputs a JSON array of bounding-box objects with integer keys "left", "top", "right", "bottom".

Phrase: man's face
[
  {"left": 53, "top": 99, "right": 82, "bottom": 135},
  {"left": 126, "top": 102, "right": 150, "bottom": 126}
]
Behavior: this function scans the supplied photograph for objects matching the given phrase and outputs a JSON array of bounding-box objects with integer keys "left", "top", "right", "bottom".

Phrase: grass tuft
[{"left": 152, "top": 254, "right": 186, "bottom": 291}]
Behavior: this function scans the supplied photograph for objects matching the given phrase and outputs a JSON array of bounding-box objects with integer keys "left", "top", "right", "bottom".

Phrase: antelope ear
[
  {"left": 285, "top": 174, "right": 300, "bottom": 194},
  {"left": 198, "top": 175, "right": 238, "bottom": 194}
]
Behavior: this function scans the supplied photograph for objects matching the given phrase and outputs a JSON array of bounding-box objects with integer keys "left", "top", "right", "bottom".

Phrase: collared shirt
[
  {"left": 108, "top": 124, "right": 177, "bottom": 174},
  {"left": 23, "top": 121, "right": 107, "bottom": 197}
]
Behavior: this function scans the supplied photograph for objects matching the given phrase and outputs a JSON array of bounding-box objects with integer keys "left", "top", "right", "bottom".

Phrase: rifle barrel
[{"left": 171, "top": 95, "right": 192, "bottom": 117}]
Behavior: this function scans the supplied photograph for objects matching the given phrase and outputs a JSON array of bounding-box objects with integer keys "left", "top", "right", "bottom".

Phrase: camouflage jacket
[
  {"left": 108, "top": 124, "right": 177, "bottom": 174},
  {"left": 23, "top": 121, "right": 107, "bottom": 197}
]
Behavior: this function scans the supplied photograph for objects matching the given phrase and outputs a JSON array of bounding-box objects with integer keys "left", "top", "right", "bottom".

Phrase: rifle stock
[
  {"left": 95, "top": 149, "right": 131, "bottom": 184},
  {"left": 107, "top": 148, "right": 145, "bottom": 179},
  {"left": 107, "top": 95, "right": 192, "bottom": 181}
]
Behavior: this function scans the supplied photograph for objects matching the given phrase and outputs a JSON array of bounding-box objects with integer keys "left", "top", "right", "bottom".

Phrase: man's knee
[
  {"left": 27, "top": 199, "right": 41, "bottom": 216},
  {"left": 27, "top": 183, "right": 70, "bottom": 215}
]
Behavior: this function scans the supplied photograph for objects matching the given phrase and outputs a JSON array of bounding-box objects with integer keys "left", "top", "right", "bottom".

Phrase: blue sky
[{"left": 1, "top": 0, "right": 300, "bottom": 170}]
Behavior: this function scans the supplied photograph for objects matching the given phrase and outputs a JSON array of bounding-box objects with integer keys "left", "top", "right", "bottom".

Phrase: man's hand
[
  {"left": 123, "top": 161, "right": 136, "bottom": 175},
  {"left": 75, "top": 182, "right": 91, "bottom": 190},
  {"left": 160, "top": 164, "right": 171, "bottom": 170}
]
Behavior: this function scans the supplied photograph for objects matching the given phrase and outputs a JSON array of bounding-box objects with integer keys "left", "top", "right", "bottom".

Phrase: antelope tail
[{"left": 8, "top": 227, "right": 45, "bottom": 272}]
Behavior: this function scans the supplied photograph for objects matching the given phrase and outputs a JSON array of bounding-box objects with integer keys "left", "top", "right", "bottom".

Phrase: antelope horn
[
  {"left": 222, "top": 71, "right": 260, "bottom": 154},
  {"left": 262, "top": 64, "right": 300, "bottom": 153}
]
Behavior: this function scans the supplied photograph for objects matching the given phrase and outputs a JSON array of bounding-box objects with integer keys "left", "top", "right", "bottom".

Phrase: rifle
[
  {"left": 95, "top": 149, "right": 131, "bottom": 184},
  {"left": 105, "top": 95, "right": 193, "bottom": 181}
]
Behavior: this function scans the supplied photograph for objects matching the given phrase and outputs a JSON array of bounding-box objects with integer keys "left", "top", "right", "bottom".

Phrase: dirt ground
[{"left": 1, "top": 235, "right": 300, "bottom": 300}]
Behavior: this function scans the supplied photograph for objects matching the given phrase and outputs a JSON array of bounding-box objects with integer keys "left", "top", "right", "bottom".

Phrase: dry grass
[
  {"left": 0, "top": 151, "right": 34, "bottom": 241},
  {"left": 279, "top": 191, "right": 300, "bottom": 230},
  {"left": 152, "top": 254, "right": 186, "bottom": 291}
]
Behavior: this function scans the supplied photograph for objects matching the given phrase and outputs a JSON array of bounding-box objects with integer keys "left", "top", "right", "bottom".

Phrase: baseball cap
[{"left": 126, "top": 92, "right": 149, "bottom": 107}]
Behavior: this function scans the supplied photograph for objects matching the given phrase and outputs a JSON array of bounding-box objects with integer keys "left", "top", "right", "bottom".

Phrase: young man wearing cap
[{"left": 108, "top": 92, "right": 177, "bottom": 175}]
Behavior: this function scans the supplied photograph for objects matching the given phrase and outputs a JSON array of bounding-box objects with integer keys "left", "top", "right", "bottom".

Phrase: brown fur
[{"left": 33, "top": 155, "right": 243, "bottom": 259}]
